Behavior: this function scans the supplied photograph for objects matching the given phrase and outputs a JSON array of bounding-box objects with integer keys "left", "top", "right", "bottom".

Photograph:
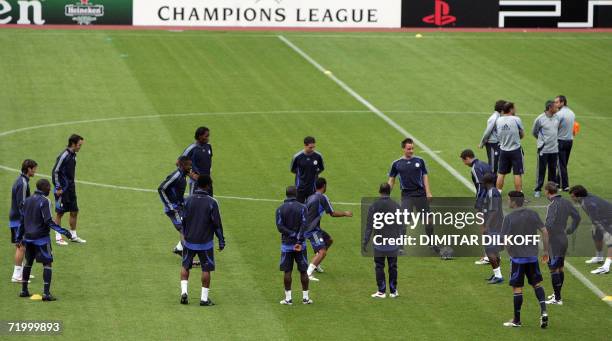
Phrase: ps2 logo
[{"left": 499, "top": 0, "right": 612, "bottom": 28}]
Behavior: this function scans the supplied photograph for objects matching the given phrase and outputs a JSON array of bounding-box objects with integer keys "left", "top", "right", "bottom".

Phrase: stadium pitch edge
[{"left": 2, "top": 24, "right": 612, "bottom": 33}]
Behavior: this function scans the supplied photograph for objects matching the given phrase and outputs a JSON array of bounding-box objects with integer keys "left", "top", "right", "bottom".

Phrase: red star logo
[{"left": 80, "top": 0, "right": 89, "bottom": 4}]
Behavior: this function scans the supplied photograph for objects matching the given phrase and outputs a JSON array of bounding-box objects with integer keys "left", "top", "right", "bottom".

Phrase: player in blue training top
[
  {"left": 569, "top": 185, "right": 612, "bottom": 275},
  {"left": 16, "top": 179, "right": 74, "bottom": 301},
  {"left": 460, "top": 149, "right": 496, "bottom": 266},
  {"left": 181, "top": 127, "right": 213, "bottom": 196},
  {"left": 158, "top": 156, "right": 192, "bottom": 256},
  {"left": 179, "top": 175, "right": 225, "bottom": 306},
  {"left": 52, "top": 134, "right": 85, "bottom": 245},
  {"left": 9, "top": 159, "right": 37, "bottom": 283},
  {"left": 276, "top": 186, "right": 312, "bottom": 305},
  {"left": 291, "top": 136, "right": 324, "bottom": 203},
  {"left": 388, "top": 138, "right": 442, "bottom": 258},
  {"left": 501, "top": 191, "right": 550, "bottom": 328},
  {"left": 304, "top": 178, "right": 352, "bottom": 282},
  {"left": 542, "top": 182, "right": 580, "bottom": 305}
]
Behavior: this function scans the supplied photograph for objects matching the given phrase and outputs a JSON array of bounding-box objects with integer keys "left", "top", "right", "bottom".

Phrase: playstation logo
[{"left": 422, "top": 0, "right": 456, "bottom": 26}]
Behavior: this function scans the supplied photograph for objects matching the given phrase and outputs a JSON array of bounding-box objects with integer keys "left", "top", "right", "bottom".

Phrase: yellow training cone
[{"left": 30, "top": 294, "right": 42, "bottom": 301}]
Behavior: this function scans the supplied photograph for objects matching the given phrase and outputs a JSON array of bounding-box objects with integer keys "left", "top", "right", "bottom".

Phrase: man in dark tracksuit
[
  {"left": 569, "top": 185, "right": 612, "bottom": 275},
  {"left": 554, "top": 96, "right": 576, "bottom": 191},
  {"left": 181, "top": 126, "right": 213, "bottom": 196},
  {"left": 363, "top": 183, "right": 402, "bottom": 298},
  {"left": 16, "top": 179, "right": 73, "bottom": 301},
  {"left": 461, "top": 149, "right": 496, "bottom": 266},
  {"left": 52, "top": 134, "right": 85, "bottom": 245},
  {"left": 276, "top": 186, "right": 312, "bottom": 305},
  {"left": 291, "top": 136, "right": 324, "bottom": 203},
  {"left": 9, "top": 159, "right": 37, "bottom": 282},
  {"left": 179, "top": 175, "right": 225, "bottom": 306},
  {"left": 158, "top": 156, "right": 191, "bottom": 255},
  {"left": 460, "top": 149, "right": 494, "bottom": 211},
  {"left": 543, "top": 182, "right": 580, "bottom": 305}
]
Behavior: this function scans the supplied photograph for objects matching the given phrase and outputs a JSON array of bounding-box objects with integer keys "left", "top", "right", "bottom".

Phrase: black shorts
[
  {"left": 547, "top": 257, "right": 565, "bottom": 270},
  {"left": 509, "top": 261, "right": 543, "bottom": 287},
  {"left": 279, "top": 249, "right": 309, "bottom": 272},
  {"left": 10, "top": 228, "right": 18, "bottom": 244},
  {"left": 498, "top": 148, "right": 524, "bottom": 175},
  {"left": 24, "top": 241, "right": 53, "bottom": 264},
  {"left": 308, "top": 229, "right": 332, "bottom": 252},
  {"left": 55, "top": 188, "right": 79, "bottom": 214},
  {"left": 182, "top": 247, "right": 215, "bottom": 271},
  {"left": 296, "top": 188, "right": 314, "bottom": 204}
]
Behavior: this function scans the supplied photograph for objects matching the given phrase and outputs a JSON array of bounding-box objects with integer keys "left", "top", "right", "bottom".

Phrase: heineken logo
[{"left": 65, "top": 0, "right": 104, "bottom": 25}]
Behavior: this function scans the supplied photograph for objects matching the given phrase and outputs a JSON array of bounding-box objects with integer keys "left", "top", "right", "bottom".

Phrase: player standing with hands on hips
[
  {"left": 276, "top": 186, "right": 312, "bottom": 305},
  {"left": 179, "top": 175, "right": 225, "bottom": 306}
]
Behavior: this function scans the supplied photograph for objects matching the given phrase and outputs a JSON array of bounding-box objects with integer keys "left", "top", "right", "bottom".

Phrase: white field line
[
  {"left": 279, "top": 34, "right": 475, "bottom": 192},
  {"left": 0, "top": 109, "right": 608, "bottom": 139},
  {"left": 278, "top": 34, "right": 610, "bottom": 305},
  {"left": 0, "top": 165, "right": 360, "bottom": 206}
]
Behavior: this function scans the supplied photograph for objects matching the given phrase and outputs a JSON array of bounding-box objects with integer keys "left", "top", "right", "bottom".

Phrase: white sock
[
  {"left": 201, "top": 287, "right": 209, "bottom": 302},
  {"left": 604, "top": 258, "right": 612, "bottom": 270},
  {"left": 493, "top": 267, "right": 502, "bottom": 278},
  {"left": 180, "top": 280, "right": 188, "bottom": 295},
  {"left": 307, "top": 264, "right": 316, "bottom": 276},
  {"left": 175, "top": 241, "right": 183, "bottom": 251},
  {"left": 596, "top": 250, "right": 603, "bottom": 258},
  {"left": 12, "top": 265, "right": 22, "bottom": 278},
  {"left": 71, "top": 230, "right": 77, "bottom": 239},
  {"left": 285, "top": 290, "right": 292, "bottom": 301},
  {"left": 302, "top": 290, "right": 309, "bottom": 300},
  {"left": 483, "top": 256, "right": 489, "bottom": 261},
  {"left": 56, "top": 232, "right": 63, "bottom": 240}
]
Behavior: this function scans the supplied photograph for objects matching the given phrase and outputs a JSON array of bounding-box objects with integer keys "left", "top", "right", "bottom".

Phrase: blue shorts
[
  {"left": 280, "top": 249, "right": 308, "bottom": 272},
  {"left": 24, "top": 241, "right": 53, "bottom": 264},
  {"left": 498, "top": 148, "right": 524, "bottom": 175},
  {"left": 182, "top": 247, "right": 214, "bottom": 271},
  {"left": 308, "top": 229, "right": 332, "bottom": 253},
  {"left": 547, "top": 257, "right": 565, "bottom": 270},
  {"left": 509, "top": 261, "right": 543, "bottom": 287}
]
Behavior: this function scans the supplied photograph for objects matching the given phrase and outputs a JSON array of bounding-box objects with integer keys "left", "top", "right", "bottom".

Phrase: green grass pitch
[{"left": 1, "top": 29, "right": 611, "bottom": 340}]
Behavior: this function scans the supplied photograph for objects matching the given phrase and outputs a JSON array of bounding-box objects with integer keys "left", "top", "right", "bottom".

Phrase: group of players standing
[
  {"left": 7, "top": 100, "right": 611, "bottom": 328},
  {"left": 457, "top": 95, "right": 612, "bottom": 327},
  {"left": 9, "top": 134, "right": 86, "bottom": 301}
]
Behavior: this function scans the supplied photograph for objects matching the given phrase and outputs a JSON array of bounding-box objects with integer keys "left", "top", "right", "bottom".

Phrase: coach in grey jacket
[{"left": 532, "top": 101, "right": 560, "bottom": 197}]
